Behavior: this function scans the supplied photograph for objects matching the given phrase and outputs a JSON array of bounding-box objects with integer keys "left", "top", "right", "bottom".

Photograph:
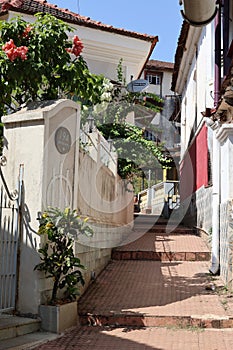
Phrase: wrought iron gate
[{"left": 0, "top": 157, "right": 23, "bottom": 312}]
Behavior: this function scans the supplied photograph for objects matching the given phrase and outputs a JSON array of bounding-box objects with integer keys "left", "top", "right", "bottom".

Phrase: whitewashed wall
[
  {"left": 7, "top": 11, "right": 152, "bottom": 84},
  {"left": 177, "top": 23, "right": 214, "bottom": 158},
  {"left": 2, "top": 99, "right": 133, "bottom": 314},
  {"left": 146, "top": 70, "right": 173, "bottom": 97}
]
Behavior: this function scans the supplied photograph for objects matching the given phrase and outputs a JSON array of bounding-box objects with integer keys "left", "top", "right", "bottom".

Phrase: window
[{"left": 146, "top": 74, "right": 161, "bottom": 85}]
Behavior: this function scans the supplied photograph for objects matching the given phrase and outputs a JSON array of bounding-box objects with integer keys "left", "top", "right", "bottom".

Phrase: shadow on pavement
[{"left": 33, "top": 326, "right": 163, "bottom": 350}]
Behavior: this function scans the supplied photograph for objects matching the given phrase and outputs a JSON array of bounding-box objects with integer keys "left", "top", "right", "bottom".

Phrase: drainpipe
[
  {"left": 214, "top": 0, "right": 222, "bottom": 107},
  {"left": 180, "top": 0, "right": 218, "bottom": 27},
  {"left": 209, "top": 1, "right": 222, "bottom": 275},
  {"left": 223, "top": 0, "right": 230, "bottom": 75}
]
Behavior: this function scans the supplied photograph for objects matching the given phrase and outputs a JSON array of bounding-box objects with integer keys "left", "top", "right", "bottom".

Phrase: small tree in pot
[{"left": 34, "top": 207, "right": 93, "bottom": 305}]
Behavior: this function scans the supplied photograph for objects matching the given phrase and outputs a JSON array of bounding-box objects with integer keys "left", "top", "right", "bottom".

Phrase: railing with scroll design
[{"left": 0, "top": 158, "right": 23, "bottom": 312}]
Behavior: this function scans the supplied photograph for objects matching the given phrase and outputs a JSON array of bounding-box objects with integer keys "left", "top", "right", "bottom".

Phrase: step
[
  {"left": 134, "top": 226, "right": 195, "bottom": 234},
  {"left": 0, "top": 331, "right": 57, "bottom": 350},
  {"left": 79, "top": 313, "right": 233, "bottom": 329},
  {"left": 112, "top": 250, "right": 211, "bottom": 261},
  {"left": 133, "top": 214, "right": 180, "bottom": 225},
  {"left": 78, "top": 260, "right": 232, "bottom": 330},
  {"left": 133, "top": 215, "right": 167, "bottom": 225},
  {"left": 112, "top": 228, "right": 210, "bottom": 261},
  {"left": 0, "top": 315, "right": 40, "bottom": 341}
]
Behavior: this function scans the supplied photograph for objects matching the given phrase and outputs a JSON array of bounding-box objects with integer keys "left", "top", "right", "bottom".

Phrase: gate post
[{"left": 2, "top": 99, "right": 81, "bottom": 314}]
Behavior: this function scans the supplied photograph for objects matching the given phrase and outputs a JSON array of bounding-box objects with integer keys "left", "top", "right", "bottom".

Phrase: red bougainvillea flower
[
  {"left": 2, "top": 38, "right": 16, "bottom": 51},
  {"left": 2, "top": 39, "right": 17, "bottom": 61},
  {"left": 22, "top": 25, "right": 32, "bottom": 38},
  {"left": 72, "top": 35, "right": 84, "bottom": 56},
  {"left": 2, "top": 39, "right": 28, "bottom": 61},
  {"left": 16, "top": 46, "right": 28, "bottom": 60},
  {"left": 66, "top": 35, "right": 84, "bottom": 57},
  {"left": 0, "top": 0, "right": 24, "bottom": 11}
]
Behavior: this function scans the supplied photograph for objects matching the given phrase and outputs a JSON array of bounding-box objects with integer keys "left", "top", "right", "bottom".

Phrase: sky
[{"left": 49, "top": 0, "right": 183, "bottom": 63}]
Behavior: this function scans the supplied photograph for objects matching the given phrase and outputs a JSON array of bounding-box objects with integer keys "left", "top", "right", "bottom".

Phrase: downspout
[
  {"left": 209, "top": 1, "right": 222, "bottom": 275},
  {"left": 214, "top": 1, "right": 222, "bottom": 106},
  {"left": 223, "top": 0, "right": 230, "bottom": 75}
]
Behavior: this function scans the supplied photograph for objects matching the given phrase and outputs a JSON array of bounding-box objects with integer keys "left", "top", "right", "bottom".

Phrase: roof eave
[
  {"left": 0, "top": 3, "right": 157, "bottom": 43},
  {"left": 137, "top": 36, "right": 159, "bottom": 79},
  {"left": 171, "top": 21, "right": 190, "bottom": 92}
]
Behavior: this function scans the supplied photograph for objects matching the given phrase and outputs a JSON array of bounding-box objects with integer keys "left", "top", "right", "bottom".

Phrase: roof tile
[
  {"left": 0, "top": 0, "right": 158, "bottom": 43},
  {"left": 146, "top": 59, "right": 174, "bottom": 70}
]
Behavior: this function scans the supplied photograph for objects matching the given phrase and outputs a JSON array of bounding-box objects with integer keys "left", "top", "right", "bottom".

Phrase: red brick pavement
[
  {"left": 112, "top": 225, "right": 210, "bottom": 261},
  {"left": 31, "top": 220, "right": 233, "bottom": 349},
  {"left": 78, "top": 260, "right": 233, "bottom": 327},
  {"left": 33, "top": 326, "right": 233, "bottom": 350},
  {"left": 116, "top": 230, "right": 209, "bottom": 253}
]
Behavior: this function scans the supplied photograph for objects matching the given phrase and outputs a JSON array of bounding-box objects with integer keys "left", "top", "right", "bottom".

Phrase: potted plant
[{"left": 34, "top": 207, "right": 93, "bottom": 333}]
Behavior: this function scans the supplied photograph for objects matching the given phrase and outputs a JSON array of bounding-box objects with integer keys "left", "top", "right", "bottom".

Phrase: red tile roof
[
  {"left": 146, "top": 59, "right": 174, "bottom": 71},
  {"left": 0, "top": 0, "right": 158, "bottom": 43}
]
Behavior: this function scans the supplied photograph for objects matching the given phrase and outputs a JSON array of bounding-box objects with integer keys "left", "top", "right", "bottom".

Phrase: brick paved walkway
[
  {"left": 32, "top": 218, "right": 233, "bottom": 350},
  {"left": 78, "top": 260, "right": 233, "bottom": 328},
  {"left": 34, "top": 326, "right": 233, "bottom": 350}
]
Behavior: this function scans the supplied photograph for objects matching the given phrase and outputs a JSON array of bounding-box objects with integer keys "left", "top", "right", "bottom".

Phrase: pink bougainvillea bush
[{"left": 0, "top": 13, "right": 105, "bottom": 116}]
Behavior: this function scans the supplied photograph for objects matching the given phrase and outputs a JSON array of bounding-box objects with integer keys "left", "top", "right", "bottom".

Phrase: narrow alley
[{"left": 4, "top": 214, "right": 232, "bottom": 350}]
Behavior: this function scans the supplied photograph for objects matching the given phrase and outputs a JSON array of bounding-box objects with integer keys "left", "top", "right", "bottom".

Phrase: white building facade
[{"left": 172, "top": 1, "right": 233, "bottom": 287}]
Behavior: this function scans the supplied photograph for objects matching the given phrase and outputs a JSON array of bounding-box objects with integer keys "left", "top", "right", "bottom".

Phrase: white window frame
[{"left": 146, "top": 74, "right": 161, "bottom": 85}]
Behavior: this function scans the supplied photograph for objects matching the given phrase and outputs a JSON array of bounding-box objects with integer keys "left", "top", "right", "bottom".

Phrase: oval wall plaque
[{"left": 55, "top": 127, "right": 71, "bottom": 154}]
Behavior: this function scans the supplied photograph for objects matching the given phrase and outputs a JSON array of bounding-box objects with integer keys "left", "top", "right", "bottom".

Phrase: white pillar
[
  {"left": 210, "top": 128, "right": 220, "bottom": 274},
  {"left": 2, "top": 99, "right": 81, "bottom": 314}
]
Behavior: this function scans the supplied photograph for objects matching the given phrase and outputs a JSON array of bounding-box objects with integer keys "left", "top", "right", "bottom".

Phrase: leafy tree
[{"left": 0, "top": 13, "right": 106, "bottom": 116}]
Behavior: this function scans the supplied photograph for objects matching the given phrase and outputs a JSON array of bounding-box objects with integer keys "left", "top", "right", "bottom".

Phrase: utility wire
[{"left": 77, "top": 0, "right": 80, "bottom": 13}]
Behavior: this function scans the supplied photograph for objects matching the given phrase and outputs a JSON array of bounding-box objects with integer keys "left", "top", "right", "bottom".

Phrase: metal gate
[{"left": 0, "top": 157, "right": 23, "bottom": 312}]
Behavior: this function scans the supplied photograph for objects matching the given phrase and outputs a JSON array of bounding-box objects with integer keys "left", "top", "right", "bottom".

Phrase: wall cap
[
  {"left": 216, "top": 123, "right": 233, "bottom": 144},
  {"left": 2, "top": 99, "right": 79, "bottom": 124}
]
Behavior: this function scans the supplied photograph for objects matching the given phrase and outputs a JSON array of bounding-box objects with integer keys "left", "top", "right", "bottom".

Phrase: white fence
[{"left": 80, "top": 128, "right": 117, "bottom": 175}]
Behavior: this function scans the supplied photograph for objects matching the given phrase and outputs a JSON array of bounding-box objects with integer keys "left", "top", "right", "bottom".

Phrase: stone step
[
  {"left": 0, "top": 331, "right": 57, "bottom": 350},
  {"left": 0, "top": 315, "right": 41, "bottom": 341},
  {"left": 134, "top": 226, "right": 195, "bottom": 234},
  {"left": 79, "top": 313, "right": 233, "bottom": 329},
  {"left": 112, "top": 250, "right": 210, "bottom": 261},
  {"left": 133, "top": 215, "right": 167, "bottom": 225}
]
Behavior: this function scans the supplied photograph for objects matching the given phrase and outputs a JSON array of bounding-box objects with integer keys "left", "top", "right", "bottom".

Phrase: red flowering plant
[{"left": 0, "top": 13, "right": 105, "bottom": 116}]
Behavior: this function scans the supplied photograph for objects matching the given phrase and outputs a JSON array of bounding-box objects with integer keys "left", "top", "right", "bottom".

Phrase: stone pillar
[
  {"left": 2, "top": 99, "right": 80, "bottom": 314},
  {"left": 216, "top": 124, "right": 233, "bottom": 201},
  {"left": 216, "top": 124, "right": 233, "bottom": 283}
]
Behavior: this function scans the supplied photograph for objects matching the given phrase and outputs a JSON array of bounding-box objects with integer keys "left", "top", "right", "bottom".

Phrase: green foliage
[
  {"left": 0, "top": 14, "right": 105, "bottom": 116},
  {"left": 89, "top": 59, "right": 168, "bottom": 181},
  {"left": 117, "top": 58, "right": 125, "bottom": 85},
  {"left": 34, "top": 207, "right": 93, "bottom": 304},
  {"left": 98, "top": 122, "right": 171, "bottom": 180}
]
